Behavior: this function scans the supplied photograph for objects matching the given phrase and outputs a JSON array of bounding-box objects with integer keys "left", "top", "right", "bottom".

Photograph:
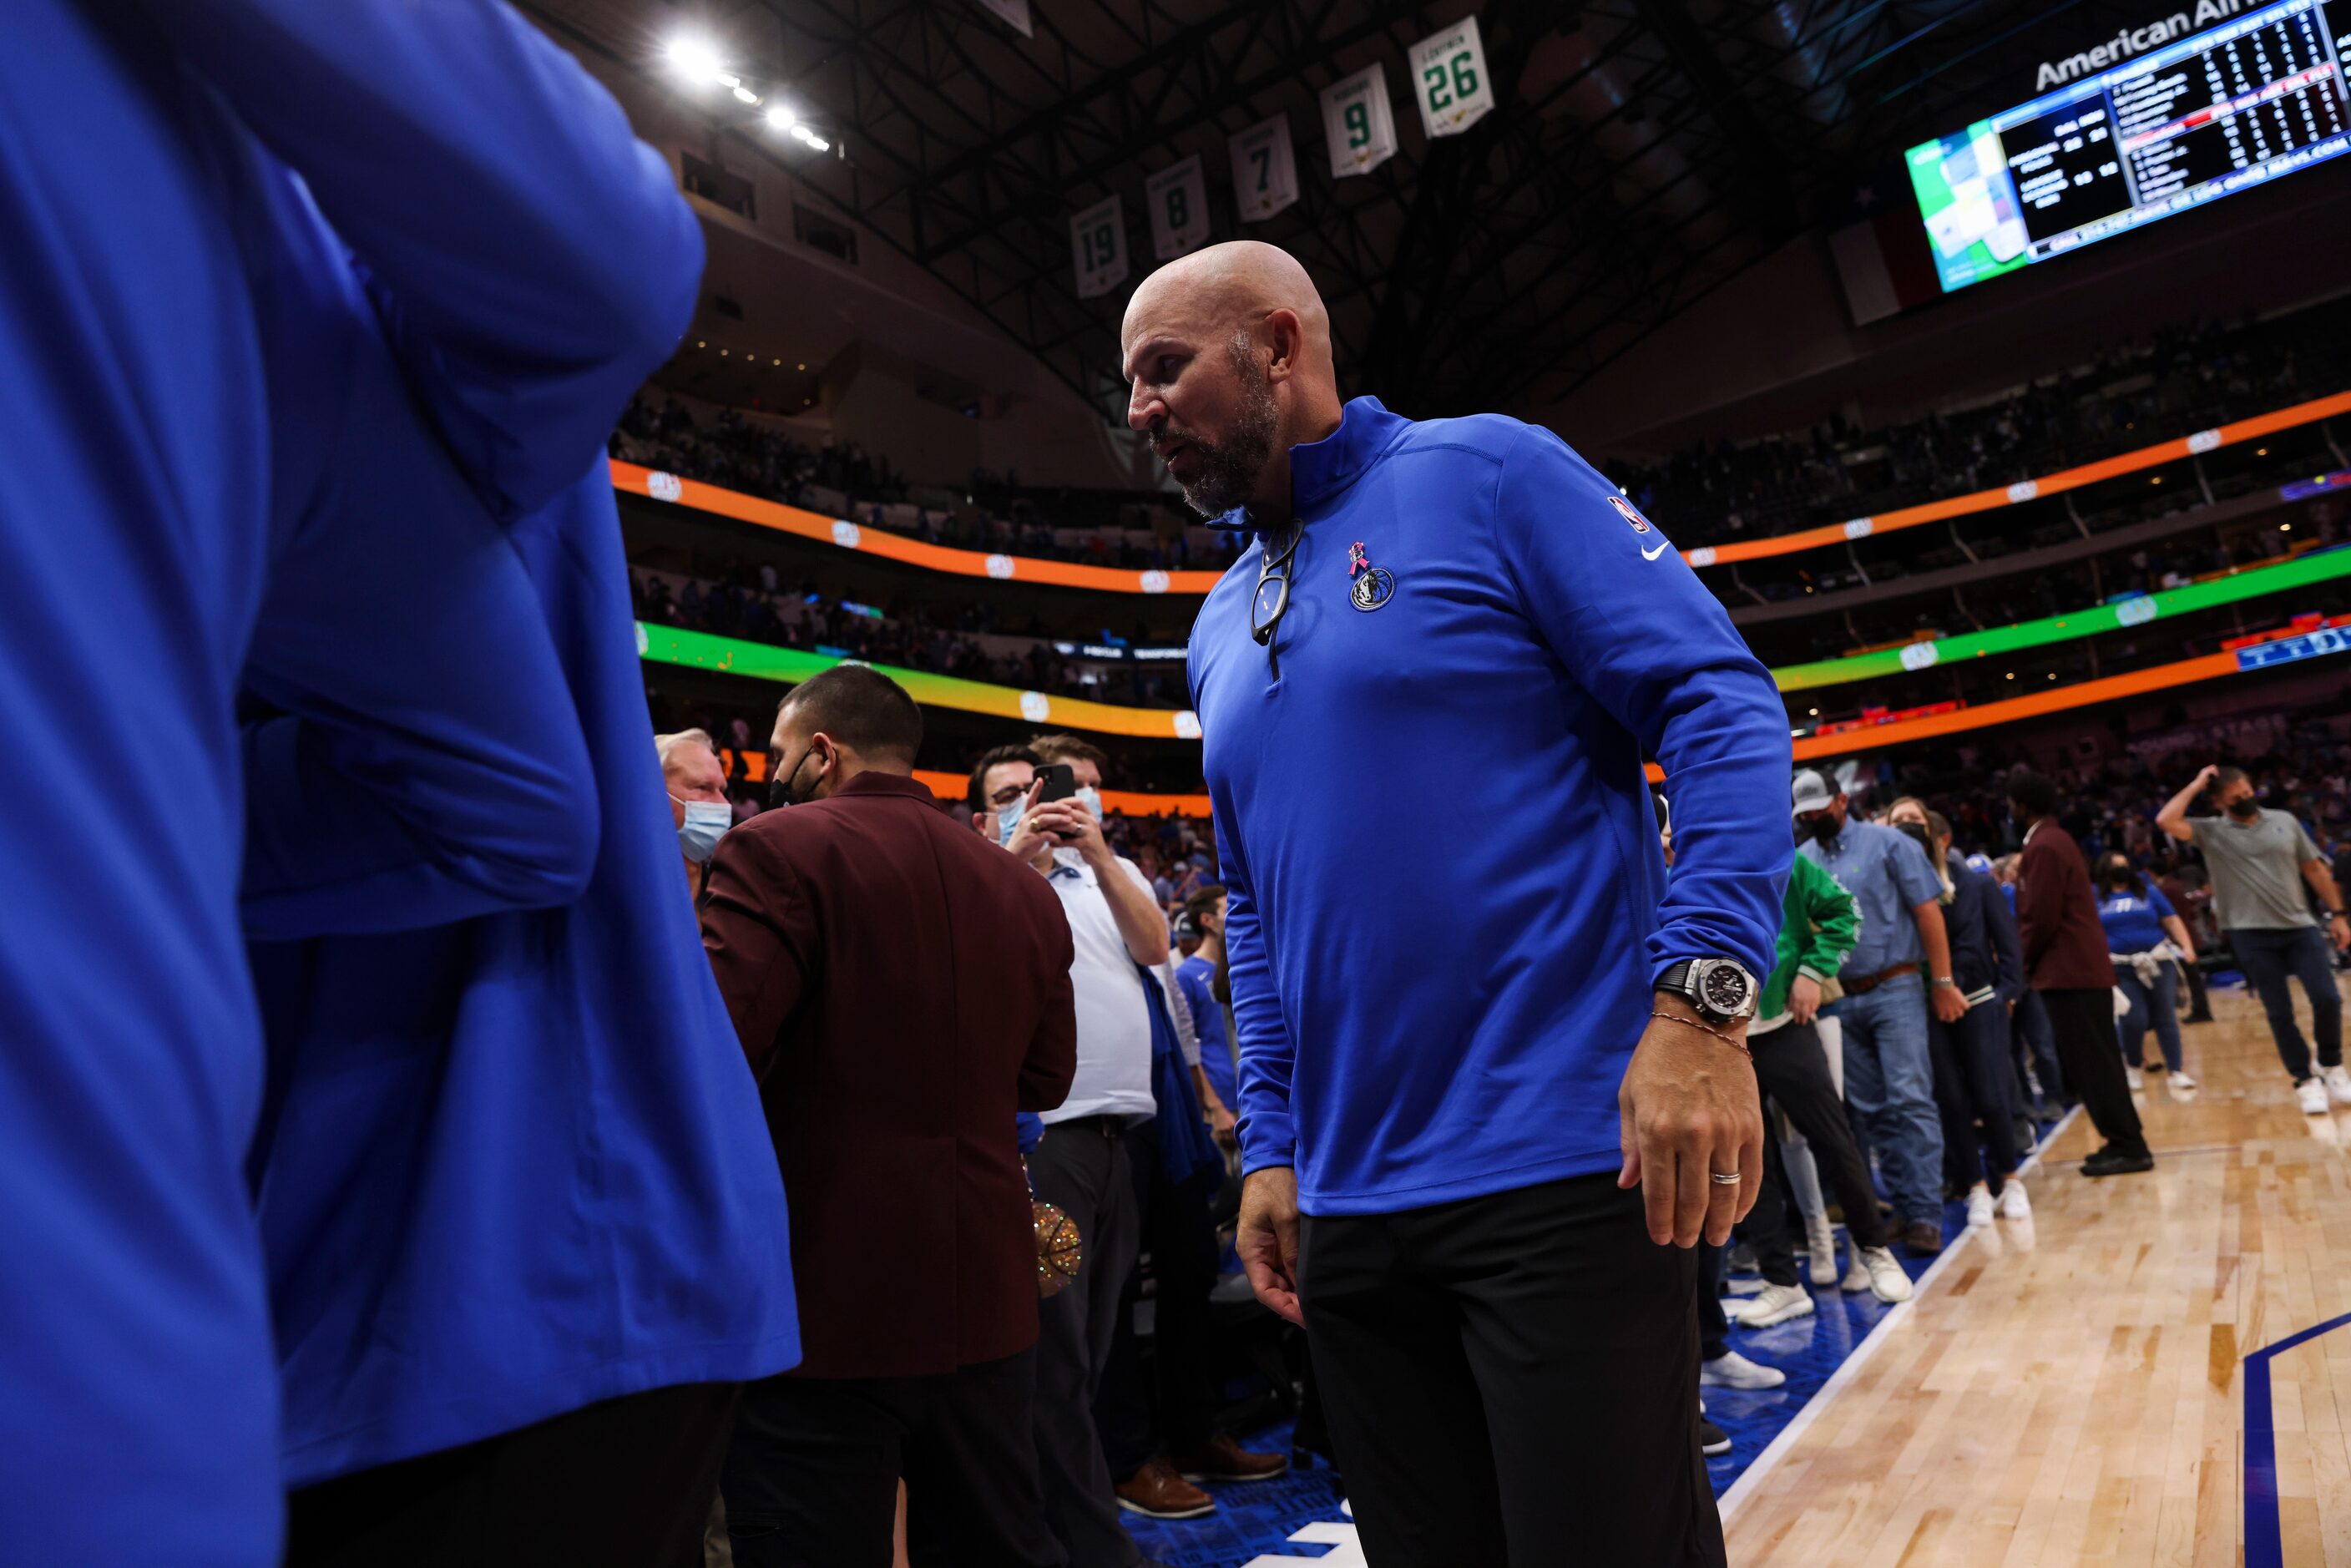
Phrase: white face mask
[
  {"left": 674, "top": 797, "right": 732, "bottom": 862},
  {"left": 1074, "top": 784, "right": 1103, "bottom": 819}
]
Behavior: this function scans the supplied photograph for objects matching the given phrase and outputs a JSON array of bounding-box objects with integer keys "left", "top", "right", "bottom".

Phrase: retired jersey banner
[
  {"left": 1145, "top": 155, "right": 1211, "bottom": 260},
  {"left": 1409, "top": 16, "right": 1494, "bottom": 139},
  {"left": 1320, "top": 63, "right": 1398, "bottom": 178},
  {"left": 1228, "top": 114, "right": 1300, "bottom": 223},
  {"left": 1070, "top": 194, "right": 1129, "bottom": 299}
]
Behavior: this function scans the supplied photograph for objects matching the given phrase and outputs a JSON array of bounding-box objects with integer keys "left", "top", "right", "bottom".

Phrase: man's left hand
[
  {"left": 1616, "top": 994, "right": 1763, "bottom": 1247},
  {"left": 1930, "top": 981, "right": 1969, "bottom": 1024},
  {"left": 2332, "top": 913, "right": 2349, "bottom": 953},
  {"left": 1030, "top": 797, "right": 1110, "bottom": 866}
]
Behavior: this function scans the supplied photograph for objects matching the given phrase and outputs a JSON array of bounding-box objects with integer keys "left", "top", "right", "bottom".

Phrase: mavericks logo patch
[{"left": 1347, "top": 540, "right": 1395, "bottom": 612}]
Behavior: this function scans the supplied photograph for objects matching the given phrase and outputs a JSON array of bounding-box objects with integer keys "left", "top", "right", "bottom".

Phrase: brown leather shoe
[
  {"left": 1170, "top": 1430, "right": 1291, "bottom": 1484},
  {"left": 1904, "top": 1218, "right": 1944, "bottom": 1255},
  {"left": 1114, "top": 1459, "right": 1216, "bottom": 1519}
]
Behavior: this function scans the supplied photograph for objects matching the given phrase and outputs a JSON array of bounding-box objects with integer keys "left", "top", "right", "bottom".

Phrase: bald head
[{"left": 1122, "top": 242, "right": 1344, "bottom": 519}]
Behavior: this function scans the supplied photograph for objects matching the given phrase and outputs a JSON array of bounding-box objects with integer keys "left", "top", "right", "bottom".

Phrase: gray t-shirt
[{"left": 2190, "top": 808, "right": 2322, "bottom": 930}]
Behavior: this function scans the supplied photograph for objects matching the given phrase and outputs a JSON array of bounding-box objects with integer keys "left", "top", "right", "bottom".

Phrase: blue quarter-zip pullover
[{"left": 1189, "top": 397, "right": 1791, "bottom": 1216}]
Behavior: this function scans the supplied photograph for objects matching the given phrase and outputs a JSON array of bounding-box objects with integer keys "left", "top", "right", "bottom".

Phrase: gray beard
[{"left": 1171, "top": 350, "right": 1279, "bottom": 517}]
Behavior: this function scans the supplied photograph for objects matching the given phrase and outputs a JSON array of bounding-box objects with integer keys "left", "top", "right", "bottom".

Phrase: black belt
[{"left": 1055, "top": 1114, "right": 1125, "bottom": 1139}]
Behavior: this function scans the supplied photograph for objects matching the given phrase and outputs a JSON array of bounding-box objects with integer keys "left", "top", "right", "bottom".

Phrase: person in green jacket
[{"left": 1696, "top": 847, "right": 1912, "bottom": 1379}]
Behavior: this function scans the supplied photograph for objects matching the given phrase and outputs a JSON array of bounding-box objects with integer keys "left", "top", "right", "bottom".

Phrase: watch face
[{"left": 1697, "top": 962, "right": 1752, "bottom": 1015}]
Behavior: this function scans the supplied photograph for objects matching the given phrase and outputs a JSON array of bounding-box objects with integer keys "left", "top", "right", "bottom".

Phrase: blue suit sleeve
[
  {"left": 237, "top": 173, "right": 598, "bottom": 938},
  {"left": 1211, "top": 807, "right": 1297, "bottom": 1175},
  {"left": 1491, "top": 426, "right": 1792, "bottom": 984},
  {"left": 1985, "top": 879, "right": 2025, "bottom": 1004},
  {"left": 148, "top": 0, "right": 702, "bottom": 520}
]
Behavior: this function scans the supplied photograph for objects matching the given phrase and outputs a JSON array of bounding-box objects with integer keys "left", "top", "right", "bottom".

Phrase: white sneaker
[
  {"left": 2327, "top": 1065, "right": 2351, "bottom": 1104},
  {"left": 2126, "top": 1065, "right": 2144, "bottom": 1090},
  {"left": 1995, "top": 1181, "right": 2032, "bottom": 1222},
  {"left": 1700, "top": 1350, "right": 1786, "bottom": 1389},
  {"left": 2298, "top": 1077, "right": 2331, "bottom": 1115},
  {"left": 1724, "top": 1282, "right": 1815, "bottom": 1328},
  {"left": 2170, "top": 1070, "right": 2197, "bottom": 1093},
  {"left": 1841, "top": 1245, "right": 1914, "bottom": 1303},
  {"left": 1964, "top": 1185, "right": 1995, "bottom": 1227},
  {"left": 1805, "top": 1216, "right": 1839, "bottom": 1287}
]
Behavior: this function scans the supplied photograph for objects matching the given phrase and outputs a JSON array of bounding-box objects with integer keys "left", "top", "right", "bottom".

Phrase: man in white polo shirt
[{"left": 969, "top": 744, "right": 1171, "bottom": 1568}]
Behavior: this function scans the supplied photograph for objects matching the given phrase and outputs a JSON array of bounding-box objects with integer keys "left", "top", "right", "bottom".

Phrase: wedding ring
[{"left": 1709, "top": 1171, "right": 1742, "bottom": 1186}]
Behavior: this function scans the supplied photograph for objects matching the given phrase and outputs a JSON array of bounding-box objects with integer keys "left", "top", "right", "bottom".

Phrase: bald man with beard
[{"left": 1130, "top": 243, "right": 1792, "bottom": 1565}]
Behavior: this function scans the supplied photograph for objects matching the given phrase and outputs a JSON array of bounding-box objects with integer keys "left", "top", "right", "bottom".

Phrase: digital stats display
[{"left": 1906, "top": 0, "right": 2350, "bottom": 292}]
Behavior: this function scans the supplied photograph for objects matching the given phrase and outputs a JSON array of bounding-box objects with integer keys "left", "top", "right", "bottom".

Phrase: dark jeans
[
  {"left": 2116, "top": 963, "right": 2184, "bottom": 1074},
  {"left": 2012, "top": 988, "right": 2064, "bottom": 1104},
  {"left": 285, "top": 1382, "right": 738, "bottom": 1568},
  {"left": 2039, "top": 987, "right": 2149, "bottom": 1159},
  {"left": 724, "top": 1351, "right": 1064, "bottom": 1568},
  {"left": 1698, "top": 1133, "right": 1797, "bottom": 1360},
  {"left": 1025, "top": 1119, "right": 1141, "bottom": 1568},
  {"left": 1929, "top": 1003, "right": 2023, "bottom": 1191},
  {"left": 1297, "top": 1173, "right": 1724, "bottom": 1568},
  {"left": 2227, "top": 925, "right": 2343, "bottom": 1080},
  {"left": 1094, "top": 1120, "right": 1220, "bottom": 1478},
  {"left": 1752, "top": 1020, "right": 1888, "bottom": 1251}
]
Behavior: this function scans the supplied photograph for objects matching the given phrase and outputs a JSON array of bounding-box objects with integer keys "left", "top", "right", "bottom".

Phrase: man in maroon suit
[
  {"left": 2008, "top": 768, "right": 2153, "bottom": 1177},
  {"left": 701, "top": 665, "right": 1079, "bottom": 1566}
]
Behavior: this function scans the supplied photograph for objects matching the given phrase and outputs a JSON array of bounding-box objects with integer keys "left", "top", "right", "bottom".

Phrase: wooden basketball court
[{"left": 1722, "top": 987, "right": 2351, "bottom": 1565}]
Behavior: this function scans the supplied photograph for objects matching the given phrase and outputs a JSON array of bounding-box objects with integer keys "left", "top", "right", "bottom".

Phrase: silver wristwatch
[{"left": 1656, "top": 958, "right": 1759, "bottom": 1023}]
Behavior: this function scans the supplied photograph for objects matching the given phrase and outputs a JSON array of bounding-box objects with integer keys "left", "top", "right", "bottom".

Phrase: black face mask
[
  {"left": 1797, "top": 812, "right": 1838, "bottom": 846},
  {"left": 767, "top": 746, "right": 813, "bottom": 811},
  {"left": 2226, "top": 795, "right": 2261, "bottom": 820},
  {"left": 1895, "top": 821, "right": 1933, "bottom": 857}
]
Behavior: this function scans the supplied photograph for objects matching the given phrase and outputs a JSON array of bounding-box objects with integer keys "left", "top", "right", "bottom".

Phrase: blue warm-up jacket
[
  {"left": 154, "top": 0, "right": 803, "bottom": 1486},
  {"left": 1189, "top": 397, "right": 1792, "bottom": 1216}
]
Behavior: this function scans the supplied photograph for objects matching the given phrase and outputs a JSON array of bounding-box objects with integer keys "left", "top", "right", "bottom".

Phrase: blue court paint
[{"left": 2243, "top": 1308, "right": 2351, "bottom": 1568}]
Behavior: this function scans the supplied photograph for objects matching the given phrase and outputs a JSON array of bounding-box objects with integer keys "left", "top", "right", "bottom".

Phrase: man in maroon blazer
[
  {"left": 700, "top": 665, "right": 1079, "bottom": 1566},
  {"left": 2008, "top": 769, "right": 2153, "bottom": 1177}
]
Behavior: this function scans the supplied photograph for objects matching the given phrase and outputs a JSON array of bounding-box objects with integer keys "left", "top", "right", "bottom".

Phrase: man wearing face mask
[
  {"left": 1792, "top": 770, "right": 1964, "bottom": 1255},
  {"left": 967, "top": 741, "right": 1180, "bottom": 1566},
  {"left": 660, "top": 728, "right": 736, "bottom": 898},
  {"left": 700, "top": 667, "right": 1079, "bottom": 1565},
  {"left": 2158, "top": 763, "right": 2351, "bottom": 1113}
]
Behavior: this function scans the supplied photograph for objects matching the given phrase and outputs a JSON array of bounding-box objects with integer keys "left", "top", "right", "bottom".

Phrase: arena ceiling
[{"left": 524, "top": 0, "right": 2179, "bottom": 422}]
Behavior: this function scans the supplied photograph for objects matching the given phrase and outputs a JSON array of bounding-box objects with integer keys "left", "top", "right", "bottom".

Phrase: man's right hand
[
  {"left": 1236, "top": 1166, "right": 1304, "bottom": 1326},
  {"left": 1787, "top": 974, "right": 1823, "bottom": 1025}
]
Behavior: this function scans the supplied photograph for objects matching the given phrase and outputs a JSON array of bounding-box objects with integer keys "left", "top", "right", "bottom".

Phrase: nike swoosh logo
[{"left": 1641, "top": 540, "right": 1671, "bottom": 560}]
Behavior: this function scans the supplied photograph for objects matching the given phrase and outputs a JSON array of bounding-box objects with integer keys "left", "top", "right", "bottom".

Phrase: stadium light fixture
[
  {"left": 665, "top": 37, "right": 725, "bottom": 83},
  {"left": 764, "top": 104, "right": 797, "bottom": 132},
  {"left": 731, "top": 85, "right": 759, "bottom": 105}
]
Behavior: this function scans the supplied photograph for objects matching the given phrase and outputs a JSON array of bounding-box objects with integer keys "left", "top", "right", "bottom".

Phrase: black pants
[
  {"left": 1752, "top": 1021, "right": 1888, "bottom": 1252},
  {"left": 2039, "top": 987, "right": 2149, "bottom": 1158},
  {"left": 1700, "top": 1120, "right": 1805, "bottom": 1358},
  {"left": 284, "top": 1381, "right": 738, "bottom": 1568},
  {"left": 1025, "top": 1118, "right": 1141, "bottom": 1568},
  {"left": 1930, "top": 1004, "right": 2023, "bottom": 1191},
  {"left": 723, "top": 1351, "right": 1064, "bottom": 1568},
  {"left": 2181, "top": 954, "right": 2213, "bottom": 1020},
  {"left": 1298, "top": 1172, "right": 1724, "bottom": 1568},
  {"left": 1094, "top": 1121, "right": 1220, "bottom": 1478}
]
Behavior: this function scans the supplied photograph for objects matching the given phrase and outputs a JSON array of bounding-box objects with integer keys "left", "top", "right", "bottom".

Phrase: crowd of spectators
[
  {"left": 1609, "top": 294, "right": 2351, "bottom": 551},
  {"left": 611, "top": 393, "right": 1241, "bottom": 574},
  {"left": 629, "top": 564, "right": 1192, "bottom": 709}
]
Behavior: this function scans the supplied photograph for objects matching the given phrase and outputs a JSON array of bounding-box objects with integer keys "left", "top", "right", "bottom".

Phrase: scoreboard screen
[{"left": 1906, "top": 0, "right": 2350, "bottom": 293}]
